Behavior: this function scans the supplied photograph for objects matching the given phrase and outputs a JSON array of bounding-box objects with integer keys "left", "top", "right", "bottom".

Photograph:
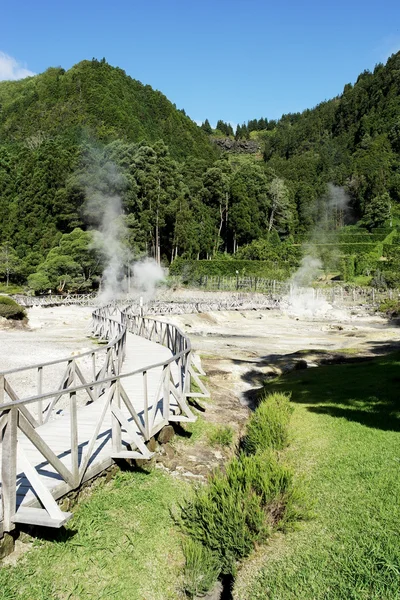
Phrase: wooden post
[
  {"left": 1, "top": 406, "right": 17, "bottom": 531},
  {"left": 37, "top": 367, "right": 43, "bottom": 425},
  {"left": 163, "top": 364, "right": 170, "bottom": 421},
  {"left": 111, "top": 379, "right": 121, "bottom": 452},
  {"left": 70, "top": 390, "right": 79, "bottom": 487},
  {"left": 143, "top": 371, "right": 150, "bottom": 439}
]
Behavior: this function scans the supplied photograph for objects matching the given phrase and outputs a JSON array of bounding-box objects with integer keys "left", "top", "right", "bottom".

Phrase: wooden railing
[
  {"left": 12, "top": 293, "right": 98, "bottom": 308},
  {"left": 0, "top": 304, "right": 206, "bottom": 535}
]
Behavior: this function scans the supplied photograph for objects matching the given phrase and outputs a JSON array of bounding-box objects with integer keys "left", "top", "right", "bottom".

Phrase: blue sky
[{"left": 1, "top": 0, "right": 400, "bottom": 127}]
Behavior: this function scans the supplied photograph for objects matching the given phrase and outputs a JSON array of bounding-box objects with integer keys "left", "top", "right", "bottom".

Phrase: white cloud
[{"left": 0, "top": 51, "right": 36, "bottom": 81}]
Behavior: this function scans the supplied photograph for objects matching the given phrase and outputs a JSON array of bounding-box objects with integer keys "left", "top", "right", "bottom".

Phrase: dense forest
[{"left": 1, "top": 53, "right": 400, "bottom": 291}]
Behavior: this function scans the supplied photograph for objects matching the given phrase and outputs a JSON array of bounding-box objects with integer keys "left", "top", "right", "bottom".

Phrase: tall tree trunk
[
  {"left": 268, "top": 206, "right": 275, "bottom": 232},
  {"left": 225, "top": 191, "right": 229, "bottom": 253},
  {"left": 155, "top": 208, "right": 160, "bottom": 265}
]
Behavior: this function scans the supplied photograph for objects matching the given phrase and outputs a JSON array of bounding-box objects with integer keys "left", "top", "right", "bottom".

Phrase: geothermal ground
[
  {"left": 0, "top": 306, "right": 95, "bottom": 374},
  {"left": 162, "top": 305, "right": 400, "bottom": 405},
  {"left": 1, "top": 299, "right": 397, "bottom": 406}
]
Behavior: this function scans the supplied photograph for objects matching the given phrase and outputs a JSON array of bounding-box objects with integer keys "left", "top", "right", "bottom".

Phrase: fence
[{"left": 0, "top": 304, "right": 207, "bottom": 535}]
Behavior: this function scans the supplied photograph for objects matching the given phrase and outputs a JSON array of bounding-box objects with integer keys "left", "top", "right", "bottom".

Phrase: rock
[
  {"left": 195, "top": 580, "right": 223, "bottom": 600},
  {"left": 0, "top": 533, "right": 15, "bottom": 560},
  {"left": 157, "top": 425, "right": 175, "bottom": 444},
  {"left": 211, "top": 138, "right": 260, "bottom": 154},
  {"left": 164, "top": 444, "right": 175, "bottom": 460},
  {"left": 294, "top": 359, "right": 308, "bottom": 370},
  {"left": 163, "top": 459, "right": 178, "bottom": 471},
  {"left": 147, "top": 437, "right": 158, "bottom": 453},
  {"left": 135, "top": 457, "right": 154, "bottom": 469}
]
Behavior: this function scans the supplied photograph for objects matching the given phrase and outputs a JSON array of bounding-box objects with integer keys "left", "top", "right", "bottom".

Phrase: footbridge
[{"left": 0, "top": 305, "right": 209, "bottom": 536}]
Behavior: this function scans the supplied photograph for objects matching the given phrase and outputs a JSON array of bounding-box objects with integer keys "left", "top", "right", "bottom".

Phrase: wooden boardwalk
[{"left": 0, "top": 308, "right": 208, "bottom": 534}]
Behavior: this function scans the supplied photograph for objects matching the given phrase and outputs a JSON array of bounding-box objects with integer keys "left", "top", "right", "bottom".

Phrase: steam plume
[
  {"left": 82, "top": 150, "right": 129, "bottom": 303},
  {"left": 132, "top": 258, "right": 165, "bottom": 300},
  {"left": 284, "top": 183, "right": 352, "bottom": 318},
  {"left": 81, "top": 147, "right": 165, "bottom": 303}
]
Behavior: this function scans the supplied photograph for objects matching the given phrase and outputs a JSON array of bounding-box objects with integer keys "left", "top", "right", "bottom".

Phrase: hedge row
[
  {"left": 180, "top": 393, "right": 299, "bottom": 597},
  {"left": 382, "top": 245, "right": 400, "bottom": 259},
  {"left": 304, "top": 243, "right": 382, "bottom": 256},
  {"left": 169, "top": 258, "right": 293, "bottom": 279}
]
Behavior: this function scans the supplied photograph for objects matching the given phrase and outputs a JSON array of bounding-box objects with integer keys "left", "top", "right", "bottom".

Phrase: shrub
[
  {"left": 180, "top": 467, "right": 267, "bottom": 575},
  {"left": 182, "top": 538, "right": 221, "bottom": 598},
  {"left": 179, "top": 392, "right": 298, "bottom": 578},
  {"left": 169, "top": 258, "right": 293, "bottom": 279},
  {"left": 378, "top": 299, "right": 400, "bottom": 318},
  {"left": 354, "top": 253, "right": 379, "bottom": 277},
  {"left": 0, "top": 296, "right": 26, "bottom": 320},
  {"left": 225, "top": 450, "right": 293, "bottom": 508},
  {"left": 179, "top": 449, "right": 293, "bottom": 575},
  {"left": 339, "top": 255, "right": 355, "bottom": 281},
  {"left": 243, "top": 392, "right": 293, "bottom": 454},
  {"left": 208, "top": 425, "right": 234, "bottom": 448}
]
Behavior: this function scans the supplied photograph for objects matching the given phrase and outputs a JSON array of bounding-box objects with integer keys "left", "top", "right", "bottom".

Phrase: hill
[
  {"left": 1, "top": 54, "right": 400, "bottom": 291},
  {"left": 0, "top": 58, "right": 216, "bottom": 162}
]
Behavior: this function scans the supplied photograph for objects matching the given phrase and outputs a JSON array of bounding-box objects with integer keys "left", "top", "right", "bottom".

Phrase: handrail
[{"left": 0, "top": 302, "right": 205, "bottom": 534}]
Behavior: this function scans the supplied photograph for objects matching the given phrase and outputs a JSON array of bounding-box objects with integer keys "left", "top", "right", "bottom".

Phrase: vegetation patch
[
  {"left": 0, "top": 296, "right": 26, "bottom": 320},
  {"left": 179, "top": 392, "right": 302, "bottom": 597},
  {"left": 207, "top": 424, "right": 234, "bottom": 448},
  {"left": 233, "top": 353, "right": 400, "bottom": 599},
  {"left": 243, "top": 392, "right": 293, "bottom": 454},
  {"left": 378, "top": 298, "right": 400, "bottom": 318},
  {"left": 0, "top": 469, "right": 188, "bottom": 600}
]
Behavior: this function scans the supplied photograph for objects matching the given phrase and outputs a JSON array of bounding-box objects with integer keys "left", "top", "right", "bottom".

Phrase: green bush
[
  {"left": 339, "top": 255, "right": 356, "bottom": 281},
  {"left": 307, "top": 243, "right": 381, "bottom": 256},
  {"left": 382, "top": 245, "right": 400, "bottom": 259},
  {"left": 169, "top": 258, "right": 293, "bottom": 280},
  {"left": 236, "top": 240, "right": 302, "bottom": 264},
  {"left": 179, "top": 392, "right": 298, "bottom": 578},
  {"left": 180, "top": 449, "right": 292, "bottom": 575},
  {"left": 378, "top": 269, "right": 400, "bottom": 289},
  {"left": 182, "top": 538, "right": 221, "bottom": 598},
  {"left": 225, "top": 450, "right": 293, "bottom": 508},
  {"left": 378, "top": 299, "right": 400, "bottom": 318},
  {"left": 243, "top": 392, "right": 293, "bottom": 454},
  {"left": 208, "top": 425, "right": 234, "bottom": 448},
  {"left": 354, "top": 253, "right": 379, "bottom": 277},
  {"left": 0, "top": 296, "right": 26, "bottom": 320}
]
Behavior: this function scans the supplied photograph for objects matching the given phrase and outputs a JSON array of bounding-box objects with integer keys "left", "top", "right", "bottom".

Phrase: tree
[
  {"left": 201, "top": 119, "right": 213, "bottom": 134},
  {"left": 361, "top": 192, "right": 392, "bottom": 230},
  {"left": 0, "top": 242, "right": 21, "bottom": 286},
  {"left": 267, "top": 177, "right": 293, "bottom": 234},
  {"left": 28, "top": 229, "right": 102, "bottom": 293},
  {"left": 202, "top": 166, "right": 231, "bottom": 254}
]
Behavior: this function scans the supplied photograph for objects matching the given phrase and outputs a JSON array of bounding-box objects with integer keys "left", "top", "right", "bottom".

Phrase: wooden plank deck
[{"left": 0, "top": 332, "right": 180, "bottom": 513}]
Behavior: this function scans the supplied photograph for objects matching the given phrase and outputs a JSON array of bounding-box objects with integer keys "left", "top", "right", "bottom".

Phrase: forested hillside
[{"left": 1, "top": 53, "right": 400, "bottom": 291}]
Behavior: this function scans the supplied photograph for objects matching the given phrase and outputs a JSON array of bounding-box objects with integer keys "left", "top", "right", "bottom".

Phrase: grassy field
[
  {"left": 233, "top": 353, "right": 400, "bottom": 600},
  {"left": 0, "top": 469, "right": 188, "bottom": 600}
]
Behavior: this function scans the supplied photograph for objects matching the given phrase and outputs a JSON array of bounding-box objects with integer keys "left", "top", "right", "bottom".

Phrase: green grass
[
  {"left": 207, "top": 424, "right": 234, "bottom": 448},
  {"left": 233, "top": 353, "right": 400, "bottom": 600},
  {"left": 0, "top": 284, "right": 25, "bottom": 294},
  {"left": 0, "top": 469, "right": 188, "bottom": 600}
]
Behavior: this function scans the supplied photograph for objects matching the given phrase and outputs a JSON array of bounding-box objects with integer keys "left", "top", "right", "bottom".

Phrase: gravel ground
[
  {"left": 1, "top": 301, "right": 399, "bottom": 406},
  {"left": 0, "top": 306, "right": 99, "bottom": 413},
  {"left": 161, "top": 306, "right": 400, "bottom": 403}
]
